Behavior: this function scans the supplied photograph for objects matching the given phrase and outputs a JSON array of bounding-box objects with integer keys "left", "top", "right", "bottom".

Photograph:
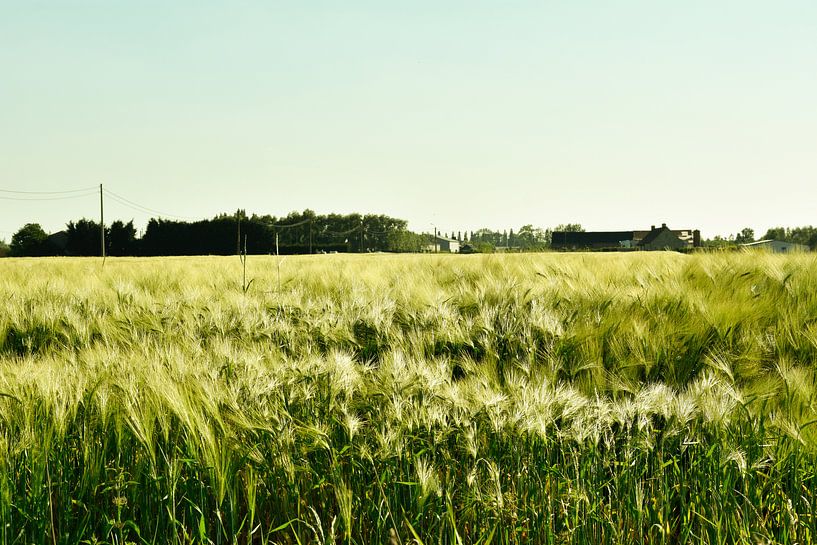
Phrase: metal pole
[{"left": 99, "top": 184, "right": 105, "bottom": 258}]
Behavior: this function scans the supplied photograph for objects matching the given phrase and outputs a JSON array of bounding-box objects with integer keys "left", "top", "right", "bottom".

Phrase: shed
[{"left": 740, "top": 240, "right": 809, "bottom": 253}]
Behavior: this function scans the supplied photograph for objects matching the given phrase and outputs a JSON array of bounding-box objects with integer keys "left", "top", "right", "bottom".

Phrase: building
[
  {"left": 46, "top": 230, "right": 69, "bottom": 254},
  {"left": 740, "top": 240, "right": 809, "bottom": 253},
  {"left": 637, "top": 224, "right": 688, "bottom": 251},
  {"left": 551, "top": 224, "right": 701, "bottom": 251},
  {"left": 426, "top": 236, "right": 460, "bottom": 253},
  {"left": 550, "top": 231, "right": 635, "bottom": 250}
]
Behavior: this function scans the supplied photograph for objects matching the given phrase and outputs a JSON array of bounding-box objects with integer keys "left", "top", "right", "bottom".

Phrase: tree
[
  {"left": 0, "top": 239, "right": 9, "bottom": 258},
  {"left": 789, "top": 226, "right": 817, "bottom": 248},
  {"left": 554, "top": 223, "right": 584, "bottom": 232},
  {"left": 386, "top": 229, "right": 425, "bottom": 252},
  {"left": 703, "top": 235, "right": 736, "bottom": 249},
  {"left": 66, "top": 219, "right": 106, "bottom": 256},
  {"left": 763, "top": 227, "right": 787, "bottom": 242},
  {"left": 10, "top": 223, "right": 49, "bottom": 256},
  {"left": 108, "top": 220, "right": 138, "bottom": 256},
  {"left": 734, "top": 227, "right": 755, "bottom": 244},
  {"left": 473, "top": 241, "right": 495, "bottom": 253},
  {"left": 760, "top": 226, "right": 817, "bottom": 249},
  {"left": 517, "top": 224, "right": 547, "bottom": 250}
]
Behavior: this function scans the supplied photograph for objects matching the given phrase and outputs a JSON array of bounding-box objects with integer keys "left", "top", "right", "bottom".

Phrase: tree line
[
  {"left": 0, "top": 211, "right": 428, "bottom": 257},
  {"left": 704, "top": 226, "right": 817, "bottom": 249},
  {"left": 4, "top": 215, "right": 815, "bottom": 257},
  {"left": 0, "top": 211, "right": 590, "bottom": 257}
]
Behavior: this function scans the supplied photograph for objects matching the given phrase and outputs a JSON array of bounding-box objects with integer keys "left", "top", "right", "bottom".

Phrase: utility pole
[
  {"left": 359, "top": 218, "right": 364, "bottom": 253},
  {"left": 99, "top": 184, "right": 105, "bottom": 259}
]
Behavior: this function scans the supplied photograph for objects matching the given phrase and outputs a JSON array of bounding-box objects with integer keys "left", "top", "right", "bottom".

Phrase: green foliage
[
  {"left": 386, "top": 229, "right": 426, "bottom": 252},
  {"left": 473, "top": 241, "right": 495, "bottom": 253},
  {"left": 553, "top": 223, "right": 584, "bottom": 232},
  {"left": 763, "top": 225, "right": 817, "bottom": 249},
  {"left": 734, "top": 227, "right": 755, "bottom": 244},
  {"left": 66, "top": 218, "right": 105, "bottom": 256},
  {"left": 1, "top": 253, "right": 817, "bottom": 543},
  {"left": 141, "top": 211, "right": 412, "bottom": 255},
  {"left": 108, "top": 220, "right": 138, "bottom": 256},
  {"left": 10, "top": 223, "right": 49, "bottom": 256},
  {"left": 0, "top": 239, "right": 9, "bottom": 258},
  {"left": 704, "top": 235, "right": 737, "bottom": 249},
  {"left": 468, "top": 224, "right": 553, "bottom": 251},
  {"left": 515, "top": 224, "right": 548, "bottom": 249}
]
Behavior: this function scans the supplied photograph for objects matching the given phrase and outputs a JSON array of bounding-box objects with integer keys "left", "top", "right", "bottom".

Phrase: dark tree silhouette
[{"left": 10, "top": 223, "right": 49, "bottom": 257}]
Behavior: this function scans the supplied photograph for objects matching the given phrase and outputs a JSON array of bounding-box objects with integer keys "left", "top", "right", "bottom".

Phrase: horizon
[
  {"left": 3, "top": 2, "right": 816, "bottom": 240},
  {"left": 0, "top": 191, "right": 799, "bottom": 242}
]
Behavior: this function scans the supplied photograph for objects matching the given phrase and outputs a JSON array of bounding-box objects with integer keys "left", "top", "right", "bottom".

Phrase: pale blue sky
[{"left": 2, "top": 1, "right": 816, "bottom": 239}]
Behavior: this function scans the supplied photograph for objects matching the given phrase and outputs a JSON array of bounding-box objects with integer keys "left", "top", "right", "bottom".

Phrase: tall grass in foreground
[{"left": 1, "top": 253, "right": 817, "bottom": 543}]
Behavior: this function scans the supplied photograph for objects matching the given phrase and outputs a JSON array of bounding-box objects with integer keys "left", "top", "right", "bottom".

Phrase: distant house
[
  {"left": 426, "top": 236, "right": 460, "bottom": 253},
  {"left": 551, "top": 224, "right": 701, "bottom": 251},
  {"left": 741, "top": 240, "right": 809, "bottom": 253},
  {"left": 46, "top": 230, "right": 69, "bottom": 255},
  {"left": 637, "top": 224, "right": 687, "bottom": 251}
]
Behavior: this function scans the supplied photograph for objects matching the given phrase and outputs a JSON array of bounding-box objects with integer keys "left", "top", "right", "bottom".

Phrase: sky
[{"left": 2, "top": 1, "right": 816, "bottom": 240}]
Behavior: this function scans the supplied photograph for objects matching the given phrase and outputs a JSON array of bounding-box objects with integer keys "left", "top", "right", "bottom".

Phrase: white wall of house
[
  {"left": 439, "top": 238, "right": 460, "bottom": 253},
  {"left": 425, "top": 238, "right": 460, "bottom": 253}
]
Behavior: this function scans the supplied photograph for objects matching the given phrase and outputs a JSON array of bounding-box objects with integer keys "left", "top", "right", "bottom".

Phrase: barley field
[{"left": 2, "top": 252, "right": 817, "bottom": 544}]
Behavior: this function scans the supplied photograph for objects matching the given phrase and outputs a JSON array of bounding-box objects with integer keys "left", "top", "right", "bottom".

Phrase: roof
[
  {"left": 637, "top": 226, "right": 676, "bottom": 246},
  {"left": 435, "top": 236, "right": 459, "bottom": 243},
  {"left": 741, "top": 239, "right": 805, "bottom": 247},
  {"left": 46, "top": 230, "right": 69, "bottom": 250},
  {"left": 551, "top": 231, "right": 634, "bottom": 246}
]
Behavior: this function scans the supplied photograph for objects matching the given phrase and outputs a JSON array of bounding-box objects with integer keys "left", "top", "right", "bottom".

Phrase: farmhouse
[
  {"left": 426, "top": 236, "right": 460, "bottom": 253},
  {"left": 46, "top": 230, "right": 69, "bottom": 254},
  {"left": 637, "top": 224, "right": 688, "bottom": 251},
  {"left": 551, "top": 224, "right": 701, "bottom": 251},
  {"left": 741, "top": 240, "right": 809, "bottom": 253}
]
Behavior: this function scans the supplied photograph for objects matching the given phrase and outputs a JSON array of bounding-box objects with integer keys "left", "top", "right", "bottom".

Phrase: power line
[
  {"left": 265, "top": 218, "right": 312, "bottom": 229},
  {"left": 0, "top": 186, "right": 98, "bottom": 195},
  {"left": 322, "top": 226, "right": 362, "bottom": 237},
  {"left": 0, "top": 191, "right": 98, "bottom": 201},
  {"left": 103, "top": 189, "right": 196, "bottom": 221}
]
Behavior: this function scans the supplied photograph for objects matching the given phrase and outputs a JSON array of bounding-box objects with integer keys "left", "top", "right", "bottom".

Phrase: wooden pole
[{"left": 99, "top": 184, "right": 105, "bottom": 259}]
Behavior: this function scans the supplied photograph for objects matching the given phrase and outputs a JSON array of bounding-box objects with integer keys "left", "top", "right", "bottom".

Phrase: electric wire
[
  {"left": 322, "top": 226, "right": 362, "bottom": 237},
  {"left": 0, "top": 191, "right": 98, "bottom": 201},
  {"left": 0, "top": 186, "right": 98, "bottom": 195},
  {"left": 1, "top": 185, "right": 405, "bottom": 246},
  {"left": 103, "top": 189, "right": 196, "bottom": 221},
  {"left": 264, "top": 218, "right": 312, "bottom": 229}
]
